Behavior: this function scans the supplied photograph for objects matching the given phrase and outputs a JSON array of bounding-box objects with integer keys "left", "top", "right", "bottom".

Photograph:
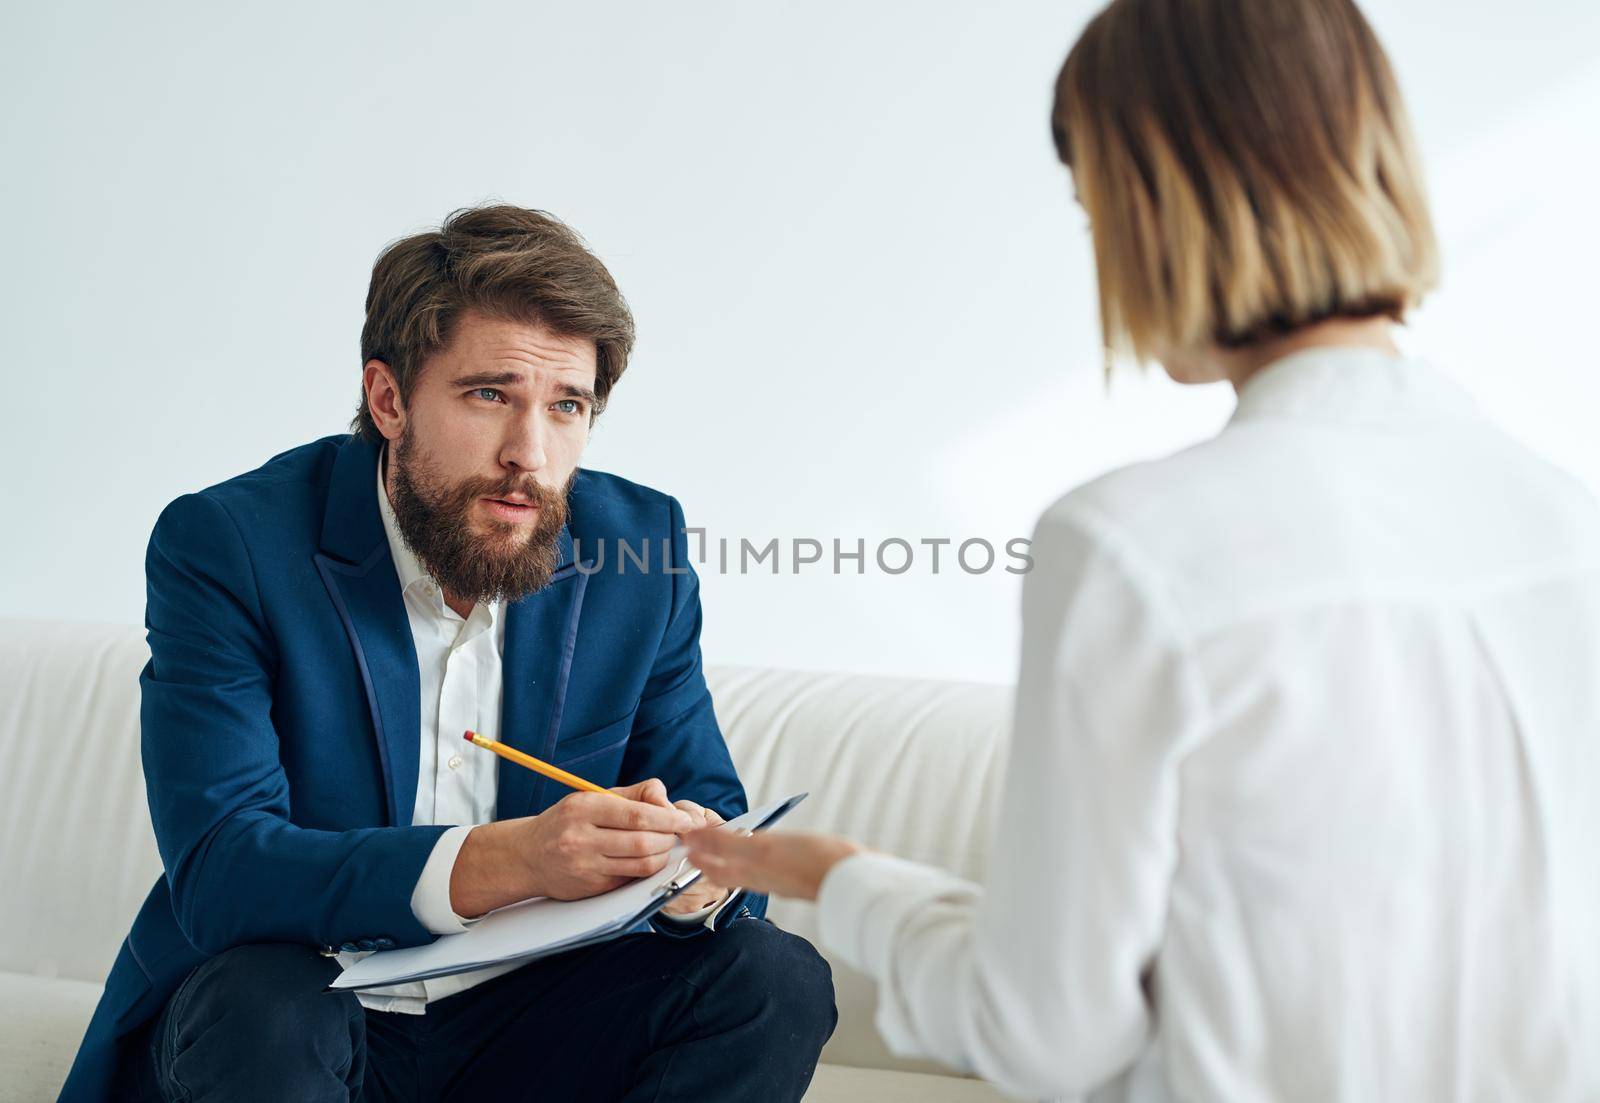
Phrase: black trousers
[{"left": 121, "top": 916, "right": 837, "bottom": 1102}]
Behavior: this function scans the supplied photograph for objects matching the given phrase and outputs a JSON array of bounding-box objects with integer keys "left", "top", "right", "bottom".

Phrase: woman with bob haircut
[{"left": 689, "top": 0, "right": 1600, "bottom": 1098}]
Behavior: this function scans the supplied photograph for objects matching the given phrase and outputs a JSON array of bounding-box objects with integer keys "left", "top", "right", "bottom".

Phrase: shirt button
[{"left": 447, "top": 754, "right": 463, "bottom": 771}]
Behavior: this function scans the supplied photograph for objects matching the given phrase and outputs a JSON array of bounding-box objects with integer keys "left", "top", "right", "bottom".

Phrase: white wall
[{"left": 2, "top": 1, "right": 1597, "bottom": 683}]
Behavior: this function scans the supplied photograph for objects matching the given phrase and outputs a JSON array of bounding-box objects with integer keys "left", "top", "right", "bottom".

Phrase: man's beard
[{"left": 388, "top": 432, "right": 573, "bottom": 605}]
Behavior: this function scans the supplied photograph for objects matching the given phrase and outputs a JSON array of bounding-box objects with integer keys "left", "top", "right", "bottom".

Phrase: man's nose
[{"left": 499, "top": 412, "right": 549, "bottom": 474}]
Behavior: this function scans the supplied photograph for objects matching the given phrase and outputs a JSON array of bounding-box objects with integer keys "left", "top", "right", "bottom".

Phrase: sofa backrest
[
  {"left": 0, "top": 618, "right": 1011, "bottom": 1075},
  {"left": 704, "top": 664, "right": 1012, "bottom": 1073},
  {"left": 0, "top": 620, "right": 165, "bottom": 985}
]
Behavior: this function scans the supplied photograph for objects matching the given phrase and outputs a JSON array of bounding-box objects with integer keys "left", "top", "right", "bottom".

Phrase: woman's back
[
  {"left": 1050, "top": 345, "right": 1600, "bottom": 1099},
  {"left": 694, "top": 3, "right": 1600, "bottom": 1097}
]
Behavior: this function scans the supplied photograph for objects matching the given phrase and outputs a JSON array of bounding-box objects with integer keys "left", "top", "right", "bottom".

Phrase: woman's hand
[{"left": 685, "top": 828, "right": 863, "bottom": 901}]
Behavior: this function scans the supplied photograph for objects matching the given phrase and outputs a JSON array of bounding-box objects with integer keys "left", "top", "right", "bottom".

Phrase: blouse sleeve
[{"left": 816, "top": 498, "right": 1208, "bottom": 1098}]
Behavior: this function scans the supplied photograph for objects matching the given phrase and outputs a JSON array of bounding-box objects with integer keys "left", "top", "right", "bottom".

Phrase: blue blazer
[{"left": 60, "top": 433, "right": 761, "bottom": 1101}]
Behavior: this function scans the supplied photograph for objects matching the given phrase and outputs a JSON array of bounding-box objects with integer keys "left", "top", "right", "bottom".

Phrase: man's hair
[
  {"left": 352, "top": 204, "right": 636, "bottom": 440},
  {"left": 1051, "top": 0, "right": 1439, "bottom": 362}
]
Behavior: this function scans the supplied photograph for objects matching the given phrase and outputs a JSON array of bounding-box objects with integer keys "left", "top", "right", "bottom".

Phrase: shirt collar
[
  {"left": 376, "top": 444, "right": 502, "bottom": 625},
  {"left": 1227, "top": 345, "right": 1483, "bottom": 430}
]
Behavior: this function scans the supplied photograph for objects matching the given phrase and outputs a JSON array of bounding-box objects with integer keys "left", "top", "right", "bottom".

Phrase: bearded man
[{"left": 61, "top": 205, "right": 836, "bottom": 1103}]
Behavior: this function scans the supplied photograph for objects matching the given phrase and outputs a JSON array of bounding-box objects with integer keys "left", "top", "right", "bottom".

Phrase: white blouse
[{"left": 818, "top": 347, "right": 1600, "bottom": 1101}]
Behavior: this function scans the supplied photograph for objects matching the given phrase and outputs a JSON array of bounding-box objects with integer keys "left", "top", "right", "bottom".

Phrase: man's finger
[
  {"left": 591, "top": 795, "right": 694, "bottom": 834},
  {"left": 674, "top": 800, "right": 724, "bottom": 827},
  {"left": 593, "top": 826, "right": 679, "bottom": 858},
  {"left": 613, "top": 778, "right": 673, "bottom": 808},
  {"left": 599, "top": 853, "right": 672, "bottom": 879}
]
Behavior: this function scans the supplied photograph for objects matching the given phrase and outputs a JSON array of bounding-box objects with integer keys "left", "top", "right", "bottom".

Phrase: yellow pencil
[{"left": 462, "top": 730, "right": 627, "bottom": 800}]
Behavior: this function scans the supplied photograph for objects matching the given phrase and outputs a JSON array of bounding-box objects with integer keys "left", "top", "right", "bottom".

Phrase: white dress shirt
[
  {"left": 352, "top": 446, "right": 727, "bottom": 1015},
  {"left": 817, "top": 347, "right": 1600, "bottom": 1101}
]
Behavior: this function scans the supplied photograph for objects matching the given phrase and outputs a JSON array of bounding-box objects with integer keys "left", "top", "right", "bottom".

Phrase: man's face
[{"left": 371, "top": 308, "right": 599, "bottom": 604}]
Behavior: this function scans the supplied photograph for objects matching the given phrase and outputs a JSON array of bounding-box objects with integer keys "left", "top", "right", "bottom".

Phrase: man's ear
[{"left": 363, "top": 359, "right": 406, "bottom": 440}]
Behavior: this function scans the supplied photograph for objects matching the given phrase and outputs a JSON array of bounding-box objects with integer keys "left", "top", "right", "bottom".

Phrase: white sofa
[{"left": 0, "top": 618, "right": 1014, "bottom": 1102}]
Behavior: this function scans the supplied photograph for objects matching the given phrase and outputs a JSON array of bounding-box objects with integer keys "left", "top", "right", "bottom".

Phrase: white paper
[{"left": 330, "top": 793, "right": 805, "bottom": 991}]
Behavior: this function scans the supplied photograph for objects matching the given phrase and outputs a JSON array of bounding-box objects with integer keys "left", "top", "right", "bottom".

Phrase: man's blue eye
[
  {"left": 473, "top": 388, "right": 502, "bottom": 403},
  {"left": 555, "top": 399, "right": 581, "bottom": 414}
]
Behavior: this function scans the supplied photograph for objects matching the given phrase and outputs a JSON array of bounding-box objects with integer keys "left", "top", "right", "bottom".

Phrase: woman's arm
[{"left": 689, "top": 499, "right": 1208, "bottom": 1098}]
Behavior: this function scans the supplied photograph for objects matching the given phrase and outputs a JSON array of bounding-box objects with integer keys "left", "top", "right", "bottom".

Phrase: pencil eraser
[{"left": 463, "top": 730, "right": 475, "bottom": 742}]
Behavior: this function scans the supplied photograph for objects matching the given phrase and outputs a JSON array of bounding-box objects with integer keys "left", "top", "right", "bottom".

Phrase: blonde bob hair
[{"left": 1052, "top": 0, "right": 1439, "bottom": 362}]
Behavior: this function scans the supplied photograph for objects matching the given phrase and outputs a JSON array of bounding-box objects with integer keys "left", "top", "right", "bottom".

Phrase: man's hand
[
  {"left": 450, "top": 779, "right": 694, "bottom": 918},
  {"left": 660, "top": 800, "right": 733, "bottom": 916}
]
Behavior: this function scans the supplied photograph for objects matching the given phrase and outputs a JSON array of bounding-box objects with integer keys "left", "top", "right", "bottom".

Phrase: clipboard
[{"left": 328, "top": 792, "right": 808, "bottom": 992}]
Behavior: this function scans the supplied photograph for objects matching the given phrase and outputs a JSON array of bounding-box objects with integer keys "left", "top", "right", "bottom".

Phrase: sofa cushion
[
  {"left": 0, "top": 971, "right": 107, "bottom": 1101},
  {"left": 803, "top": 1063, "right": 1011, "bottom": 1101}
]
